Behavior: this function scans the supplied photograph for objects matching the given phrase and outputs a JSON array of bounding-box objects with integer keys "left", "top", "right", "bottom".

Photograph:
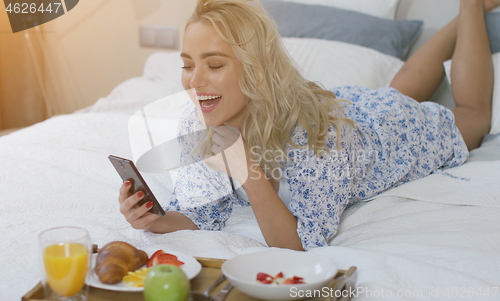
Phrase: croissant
[{"left": 95, "top": 241, "right": 148, "bottom": 284}]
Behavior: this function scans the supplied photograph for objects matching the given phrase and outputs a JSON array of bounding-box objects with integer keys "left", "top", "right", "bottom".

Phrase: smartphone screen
[{"left": 108, "top": 155, "right": 166, "bottom": 216}]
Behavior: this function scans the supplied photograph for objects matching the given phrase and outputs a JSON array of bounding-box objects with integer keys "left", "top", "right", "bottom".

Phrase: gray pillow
[
  {"left": 260, "top": 0, "right": 423, "bottom": 61},
  {"left": 486, "top": 13, "right": 500, "bottom": 53}
]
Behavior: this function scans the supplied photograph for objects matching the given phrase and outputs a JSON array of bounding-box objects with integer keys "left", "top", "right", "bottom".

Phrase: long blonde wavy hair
[{"left": 187, "top": 0, "right": 354, "bottom": 179}]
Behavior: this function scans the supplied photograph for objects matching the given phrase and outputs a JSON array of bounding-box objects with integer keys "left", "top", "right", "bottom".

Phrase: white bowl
[{"left": 221, "top": 249, "right": 338, "bottom": 300}]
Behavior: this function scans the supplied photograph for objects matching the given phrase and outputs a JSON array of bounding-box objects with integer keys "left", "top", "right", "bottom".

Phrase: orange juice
[{"left": 43, "top": 243, "right": 89, "bottom": 297}]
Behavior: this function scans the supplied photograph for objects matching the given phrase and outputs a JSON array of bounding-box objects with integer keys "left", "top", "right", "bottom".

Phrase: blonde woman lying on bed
[{"left": 118, "top": 0, "right": 497, "bottom": 251}]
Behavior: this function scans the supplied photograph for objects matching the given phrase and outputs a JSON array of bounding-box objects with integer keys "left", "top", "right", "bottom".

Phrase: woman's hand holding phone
[
  {"left": 110, "top": 155, "right": 200, "bottom": 233},
  {"left": 118, "top": 181, "right": 161, "bottom": 230}
]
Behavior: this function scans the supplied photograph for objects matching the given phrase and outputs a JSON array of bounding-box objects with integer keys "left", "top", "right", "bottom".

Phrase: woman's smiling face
[{"left": 181, "top": 22, "right": 247, "bottom": 128}]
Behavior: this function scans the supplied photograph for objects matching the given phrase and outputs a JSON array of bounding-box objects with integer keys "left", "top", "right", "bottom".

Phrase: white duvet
[{"left": 2, "top": 42, "right": 500, "bottom": 300}]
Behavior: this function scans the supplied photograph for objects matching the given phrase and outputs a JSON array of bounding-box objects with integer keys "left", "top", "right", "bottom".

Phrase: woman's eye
[
  {"left": 209, "top": 65, "right": 223, "bottom": 70},
  {"left": 181, "top": 66, "right": 194, "bottom": 70}
]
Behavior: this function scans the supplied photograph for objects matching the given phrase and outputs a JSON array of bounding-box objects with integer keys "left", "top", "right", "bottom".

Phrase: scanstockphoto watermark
[
  {"left": 289, "top": 286, "right": 357, "bottom": 299},
  {"left": 249, "top": 146, "right": 370, "bottom": 182},
  {"left": 4, "top": 0, "right": 80, "bottom": 33},
  {"left": 249, "top": 146, "right": 370, "bottom": 166},
  {"left": 253, "top": 162, "right": 368, "bottom": 183},
  {"left": 290, "top": 286, "right": 500, "bottom": 299}
]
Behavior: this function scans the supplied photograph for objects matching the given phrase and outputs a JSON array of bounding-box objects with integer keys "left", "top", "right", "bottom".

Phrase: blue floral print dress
[{"left": 164, "top": 86, "right": 469, "bottom": 250}]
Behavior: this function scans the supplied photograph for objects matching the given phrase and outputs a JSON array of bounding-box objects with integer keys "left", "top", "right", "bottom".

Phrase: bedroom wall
[
  {"left": 0, "top": 0, "right": 196, "bottom": 129},
  {"left": 0, "top": 7, "right": 46, "bottom": 130},
  {"left": 39, "top": 0, "right": 196, "bottom": 115}
]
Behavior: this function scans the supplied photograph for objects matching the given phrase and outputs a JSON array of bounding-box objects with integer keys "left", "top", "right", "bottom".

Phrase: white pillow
[
  {"left": 283, "top": 38, "right": 404, "bottom": 90},
  {"left": 143, "top": 51, "right": 183, "bottom": 85},
  {"left": 264, "top": 0, "right": 400, "bottom": 19},
  {"left": 88, "top": 77, "right": 184, "bottom": 114},
  {"left": 443, "top": 55, "right": 500, "bottom": 135},
  {"left": 142, "top": 38, "right": 404, "bottom": 93}
]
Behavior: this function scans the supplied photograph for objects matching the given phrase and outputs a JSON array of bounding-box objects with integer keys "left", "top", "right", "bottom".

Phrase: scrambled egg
[{"left": 123, "top": 267, "right": 150, "bottom": 287}]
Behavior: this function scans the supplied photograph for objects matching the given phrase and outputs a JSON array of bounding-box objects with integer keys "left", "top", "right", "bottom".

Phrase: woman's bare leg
[
  {"left": 451, "top": 0, "right": 493, "bottom": 150},
  {"left": 484, "top": 0, "right": 500, "bottom": 10},
  {"left": 389, "top": 18, "right": 457, "bottom": 102},
  {"left": 390, "top": 0, "right": 495, "bottom": 150}
]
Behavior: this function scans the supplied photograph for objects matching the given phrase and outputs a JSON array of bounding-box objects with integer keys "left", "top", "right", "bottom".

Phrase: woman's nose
[{"left": 190, "top": 67, "right": 207, "bottom": 89}]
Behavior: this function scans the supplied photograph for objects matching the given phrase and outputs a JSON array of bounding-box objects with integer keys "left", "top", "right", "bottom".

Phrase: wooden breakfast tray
[{"left": 23, "top": 257, "right": 352, "bottom": 301}]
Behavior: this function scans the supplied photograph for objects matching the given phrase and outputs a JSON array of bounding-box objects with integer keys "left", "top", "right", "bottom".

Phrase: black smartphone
[{"left": 108, "top": 155, "right": 165, "bottom": 216}]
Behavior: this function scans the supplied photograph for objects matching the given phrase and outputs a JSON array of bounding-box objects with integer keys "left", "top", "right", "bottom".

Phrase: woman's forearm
[
  {"left": 148, "top": 211, "right": 199, "bottom": 233},
  {"left": 243, "top": 166, "right": 304, "bottom": 251}
]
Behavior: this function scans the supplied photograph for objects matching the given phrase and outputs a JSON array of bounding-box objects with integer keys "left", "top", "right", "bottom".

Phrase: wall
[
  {"left": 40, "top": 0, "right": 196, "bottom": 114},
  {"left": 0, "top": 4, "right": 46, "bottom": 130},
  {"left": 0, "top": 0, "right": 196, "bottom": 131}
]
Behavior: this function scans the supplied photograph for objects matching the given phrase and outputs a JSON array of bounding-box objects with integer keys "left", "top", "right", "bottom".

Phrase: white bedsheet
[{"left": 1, "top": 105, "right": 500, "bottom": 301}]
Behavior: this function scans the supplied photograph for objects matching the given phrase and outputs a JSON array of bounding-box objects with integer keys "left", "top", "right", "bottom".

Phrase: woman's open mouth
[{"left": 197, "top": 94, "right": 222, "bottom": 113}]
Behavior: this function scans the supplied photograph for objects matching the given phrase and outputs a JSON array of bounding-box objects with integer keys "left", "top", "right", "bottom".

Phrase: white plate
[
  {"left": 222, "top": 249, "right": 338, "bottom": 300},
  {"left": 87, "top": 247, "right": 202, "bottom": 292}
]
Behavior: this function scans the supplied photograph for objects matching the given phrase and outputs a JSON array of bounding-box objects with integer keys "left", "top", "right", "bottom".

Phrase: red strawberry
[
  {"left": 156, "top": 253, "right": 184, "bottom": 267},
  {"left": 146, "top": 250, "right": 185, "bottom": 267},
  {"left": 256, "top": 272, "right": 274, "bottom": 284},
  {"left": 284, "top": 276, "right": 305, "bottom": 284},
  {"left": 147, "top": 250, "right": 165, "bottom": 268}
]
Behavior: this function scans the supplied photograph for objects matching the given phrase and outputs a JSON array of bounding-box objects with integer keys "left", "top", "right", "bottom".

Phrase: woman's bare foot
[{"left": 484, "top": 0, "right": 500, "bottom": 11}]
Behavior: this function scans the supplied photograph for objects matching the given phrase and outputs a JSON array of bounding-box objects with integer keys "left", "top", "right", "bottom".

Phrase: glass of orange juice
[{"left": 39, "top": 226, "right": 91, "bottom": 301}]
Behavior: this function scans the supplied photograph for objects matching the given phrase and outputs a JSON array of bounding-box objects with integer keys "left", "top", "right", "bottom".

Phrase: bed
[{"left": 3, "top": 0, "right": 500, "bottom": 300}]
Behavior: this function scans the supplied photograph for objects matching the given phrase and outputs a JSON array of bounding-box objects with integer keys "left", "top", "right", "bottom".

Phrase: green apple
[{"left": 143, "top": 264, "right": 191, "bottom": 301}]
